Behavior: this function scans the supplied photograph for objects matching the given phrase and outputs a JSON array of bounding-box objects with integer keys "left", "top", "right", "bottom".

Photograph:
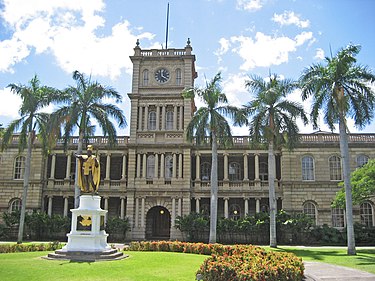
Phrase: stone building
[{"left": 0, "top": 40, "right": 374, "bottom": 240}]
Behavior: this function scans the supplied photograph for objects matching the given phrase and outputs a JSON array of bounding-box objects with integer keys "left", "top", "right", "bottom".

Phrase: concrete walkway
[{"left": 304, "top": 261, "right": 375, "bottom": 281}]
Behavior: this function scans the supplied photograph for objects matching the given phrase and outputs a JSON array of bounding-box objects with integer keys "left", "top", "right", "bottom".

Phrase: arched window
[
  {"left": 259, "top": 162, "right": 268, "bottom": 181},
  {"left": 14, "top": 156, "right": 25, "bottom": 179},
  {"left": 9, "top": 198, "right": 21, "bottom": 212},
  {"left": 201, "top": 162, "right": 211, "bottom": 181},
  {"left": 165, "top": 154, "right": 173, "bottom": 179},
  {"left": 302, "top": 156, "right": 315, "bottom": 181},
  {"left": 360, "top": 202, "right": 374, "bottom": 226},
  {"left": 146, "top": 155, "right": 155, "bottom": 179},
  {"left": 166, "top": 110, "right": 173, "bottom": 130},
  {"left": 332, "top": 207, "right": 345, "bottom": 227},
  {"left": 303, "top": 201, "right": 317, "bottom": 224},
  {"left": 142, "top": 69, "right": 149, "bottom": 86},
  {"left": 356, "top": 155, "right": 369, "bottom": 168},
  {"left": 329, "top": 156, "right": 342, "bottom": 181},
  {"left": 148, "top": 111, "right": 156, "bottom": 130},
  {"left": 229, "top": 204, "right": 241, "bottom": 220},
  {"left": 176, "top": 68, "right": 182, "bottom": 85},
  {"left": 229, "top": 162, "right": 241, "bottom": 181}
]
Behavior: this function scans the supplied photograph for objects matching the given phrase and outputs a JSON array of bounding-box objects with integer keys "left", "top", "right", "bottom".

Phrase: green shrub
[{"left": 0, "top": 242, "right": 63, "bottom": 253}]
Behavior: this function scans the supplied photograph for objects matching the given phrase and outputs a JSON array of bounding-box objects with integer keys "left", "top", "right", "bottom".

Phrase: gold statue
[{"left": 75, "top": 145, "right": 100, "bottom": 193}]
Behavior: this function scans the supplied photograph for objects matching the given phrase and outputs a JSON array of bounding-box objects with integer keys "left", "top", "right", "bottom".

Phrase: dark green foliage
[{"left": 105, "top": 217, "right": 130, "bottom": 242}]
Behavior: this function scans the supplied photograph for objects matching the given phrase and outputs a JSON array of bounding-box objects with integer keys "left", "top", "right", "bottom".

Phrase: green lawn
[
  {"left": 0, "top": 251, "right": 207, "bottom": 281},
  {"left": 268, "top": 246, "right": 375, "bottom": 274}
]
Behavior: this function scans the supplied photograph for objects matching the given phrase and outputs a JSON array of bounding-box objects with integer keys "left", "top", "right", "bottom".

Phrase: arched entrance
[{"left": 146, "top": 206, "right": 171, "bottom": 240}]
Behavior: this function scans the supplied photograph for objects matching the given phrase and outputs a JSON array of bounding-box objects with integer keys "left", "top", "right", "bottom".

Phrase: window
[
  {"left": 360, "top": 202, "right": 374, "bottom": 226},
  {"left": 166, "top": 110, "right": 173, "bottom": 130},
  {"left": 302, "top": 156, "right": 315, "bottom": 181},
  {"left": 356, "top": 155, "right": 369, "bottom": 168},
  {"left": 146, "top": 155, "right": 155, "bottom": 179},
  {"left": 329, "top": 156, "right": 342, "bottom": 181},
  {"left": 142, "top": 69, "right": 149, "bottom": 86},
  {"left": 176, "top": 68, "right": 182, "bottom": 85},
  {"left": 9, "top": 198, "right": 21, "bottom": 212},
  {"left": 201, "top": 162, "right": 211, "bottom": 180},
  {"left": 303, "top": 201, "right": 317, "bottom": 224},
  {"left": 259, "top": 162, "right": 268, "bottom": 181},
  {"left": 14, "top": 156, "right": 25, "bottom": 179},
  {"left": 201, "top": 204, "right": 210, "bottom": 216},
  {"left": 229, "top": 162, "right": 240, "bottom": 181},
  {"left": 165, "top": 154, "right": 173, "bottom": 179},
  {"left": 332, "top": 207, "right": 345, "bottom": 227},
  {"left": 229, "top": 204, "right": 241, "bottom": 220},
  {"left": 148, "top": 111, "right": 156, "bottom": 130}
]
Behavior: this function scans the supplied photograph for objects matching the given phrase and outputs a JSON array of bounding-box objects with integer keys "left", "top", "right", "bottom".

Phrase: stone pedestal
[
  {"left": 47, "top": 195, "right": 125, "bottom": 261},
  {"left": 61, "top": 195, "right": 110, "bottom": 252}
]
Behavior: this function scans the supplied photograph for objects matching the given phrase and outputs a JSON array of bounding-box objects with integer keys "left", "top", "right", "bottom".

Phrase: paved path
[{"left": 304, "top": 261, "right": 375, "bottom": 281}]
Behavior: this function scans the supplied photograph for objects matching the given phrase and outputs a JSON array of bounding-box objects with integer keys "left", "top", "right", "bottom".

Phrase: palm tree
[
  {"left": 1, "top": 75, "right": 60, "bottom": 243},
  {"left": 51, "top": 70, "right": 126, "bottom": 208},
  {"left": 299, "top": 44, "right": 375, "bottom": 255},
  {"left": 185, "top": 72, "right": 238, "bottom": 244},
  {"left": 235, "top": 74, "right": 308, "bottom": 248}
]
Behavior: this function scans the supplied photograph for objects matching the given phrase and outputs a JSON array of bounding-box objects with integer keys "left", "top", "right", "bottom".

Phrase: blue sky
[{"left": 1, "top": 0, "right": 375, "bottom": 136}]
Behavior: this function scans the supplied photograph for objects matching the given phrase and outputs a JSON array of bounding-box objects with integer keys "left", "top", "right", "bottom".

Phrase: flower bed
[
  {"left": 128, "top": 241, "right": 304, "bottom": 281},
  {"left": 0, "top": 241, "right": 63, "bottom": 253}
]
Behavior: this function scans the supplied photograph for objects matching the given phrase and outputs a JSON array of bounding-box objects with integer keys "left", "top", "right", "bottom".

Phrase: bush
[
  {"left": 127, "top": 241, "right": 304, "bottom": 281},
  {"left": 0, "top": 241, "right": 63, "bottom": 253},
  {"left": 105, "top": 217, "right": 130, "bottom": 242}
]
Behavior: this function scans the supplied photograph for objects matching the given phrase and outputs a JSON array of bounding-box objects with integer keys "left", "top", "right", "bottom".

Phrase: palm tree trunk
[
  {"left": 268, "top": 140, "right": 277, "bottom": 248},
  {"left": 74, "top": 130, "right": 84, "bottom": 208},
  {"left": 209, "top": 133, "right": 218, "bottom": 244},
  {"left": 17, "top": 130, "right": 33, "bottom": 243},
  {"left": 339, "top": 115, "right": 356, "bottom": 255}
]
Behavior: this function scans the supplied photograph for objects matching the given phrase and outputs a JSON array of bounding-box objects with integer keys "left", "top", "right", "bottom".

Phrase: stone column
[
  {"left": 156, "top": 106, "right": 160, "bottom": 130},
  {"left": 178, "top": 153, "right": 183, "bottom": 178},
  {"left": 160, "top": 153, "right": 165, "bottom": 179},
  {"left": 172, "top": 153, "right": 177, "bottom": 178},
  {"left": 135, "top": 198, "right": 139, "bottom": 227},
  {"left": 161, "top": 105, "right": 166, "bottom": 130},
  {"left": 256, "top": 198, "right": 261, "bottom": 213},
  {"left": 195, "top": 198, "right": 200, "bottom": 213},
  {"left": 244, "top": 198, "right": 249, "bottom": 216},
  {"left": 224, "top": 198, "right": 229, "bottom": 219},
  {"left": 255, "top": 153, "right": 260, "bottom": 181},
  {"left": 171, "top": 198, "right": 176, "bottom": 227},
  {"left": 138, "top": 106, "right": 143, "bottom": 130},
  {"left": 141, "top": 197, "right": 145, "bottom": 228},
  {"left": 65, "top": 153, "right": 71, "bottom": 180},
  {"left": 120, "top": 197, "right": 125, "bottom": 219},
  {"left": 136, "top": 154, "right": 141, "bottom": 178},
  {"left": 122, "top": 154, "right": 127, "bottom": 180},
  {"left": 48, "top": 196, "right": 53, "bottom": 217},
  {"left": 173, "top": 105, "right": 178, "bottom": 130},
  {"left": 142, "top": 154, "right": 147, "bottom": 178},
  {"left": 50, "top": 154, "right": 56, "bottom": 179},
  {"left": 179, "top": 106, "right": 183, "bottom": 130},
  {"left": 178, "top": 198, "right": 182, "bottom": 217},
  {"left": 195, "top": 153, "right": 200, "bottom": 180},
  {"left": 154, "top": 153, "right": 159, "bottom": 178},
  {"left": 224, "top": 153, "right": 229, "bottom": 181},
  {"left": 105, "top": 153, "right": 111, "bottom": 180},
  {"left": 243, "top": 153, "right": 249, "bottom": 181},
  {"left": 144, "top": 105, "right": 148, "bottom": 130},
  {"left": 63, "top": 196, "right": 69, "bottom": 217}
]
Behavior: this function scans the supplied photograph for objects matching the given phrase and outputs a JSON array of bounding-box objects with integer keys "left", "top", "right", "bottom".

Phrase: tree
[
  {"left": 333, "top": 159, "right": 375, "bottom": 208},
  {"left": 235, "top": 74, "right": 307, "bottom": 248},
  {"left": 299, "top": 44, "right": 375, "bottom": 255},
  {"left": 185, "top": 72, "right": 238, "bottom": 243},
  {"left": 51, "top": 70, "right": 126, "bottom": 208},
  {"left": 1, "top": 75, "right": 60, "bottom": 243}
]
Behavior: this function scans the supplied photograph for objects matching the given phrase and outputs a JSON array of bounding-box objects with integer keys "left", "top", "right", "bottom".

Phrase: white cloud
[
  {"left": 314, "top": 48, "right": 325, "bottom": 60},
  {"left": 236, "top": 0, "right": 264, "bottom": 12},
  {"left": 0, "top": 0, "right": 154, "bottom": 79},
  {"left": 0, "top": 87, "right": 22, "bottom": 118},
  {"left": 228, "top": 31, "right": 314, "bottom": 70},
  {"left": 272, "top": 11, "right": 310, "bottom": 28}
]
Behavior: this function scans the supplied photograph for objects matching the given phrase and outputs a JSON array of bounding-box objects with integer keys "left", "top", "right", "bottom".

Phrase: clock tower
[{"left": 126, "top": 39, "right": 197, "bottom": 240}]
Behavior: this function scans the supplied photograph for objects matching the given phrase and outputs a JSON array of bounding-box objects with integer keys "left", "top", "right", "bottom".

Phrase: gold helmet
[{"left": 87, "top": 145, "right": 94, "bottom": 151}]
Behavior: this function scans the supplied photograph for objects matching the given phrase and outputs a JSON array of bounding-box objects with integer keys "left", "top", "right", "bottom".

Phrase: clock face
[{"left": 154, "top": 68, "right": 170, "bottom": 83}]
